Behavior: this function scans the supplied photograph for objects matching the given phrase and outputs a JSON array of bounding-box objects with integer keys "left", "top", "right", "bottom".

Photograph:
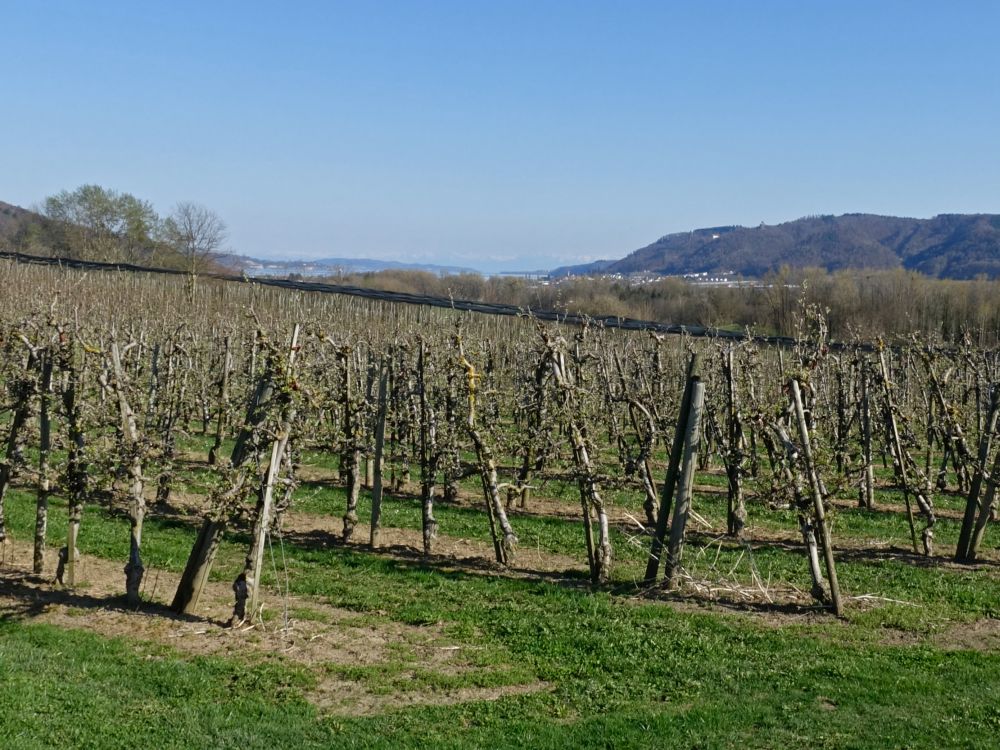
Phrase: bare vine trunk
[
  {"left": 209, "top": 336, "right": 232, "bottom": 466},
  {"left": 458, "top": 339, "right": 517, "bottom": 565},
  {"left": 33, "top": 352, "right": 53, "bottom": 573},
  {"left": 340, "top": 348, "right": 363, "bottom": 542},
  {"left": 110, "top": 341, "right": 147, "bottom": 605}
]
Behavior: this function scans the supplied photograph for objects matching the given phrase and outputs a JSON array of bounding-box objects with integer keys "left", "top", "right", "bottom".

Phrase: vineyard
[{"left": 0, "top": 259, "right": 999, "bottom": 748}]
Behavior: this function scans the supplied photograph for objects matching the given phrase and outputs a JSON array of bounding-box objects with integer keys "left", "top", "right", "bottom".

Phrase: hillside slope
[{"left": 553, "top": 214, "right": 1000, "bottom": 279}]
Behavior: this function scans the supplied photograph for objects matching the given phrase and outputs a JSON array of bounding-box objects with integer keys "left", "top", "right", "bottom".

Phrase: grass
[
  {"left": 2, "top": 446, "right": 1000, "bottom": 748},
  {"left": 0, "top": 620, "right": 333, "bottom": 749}
]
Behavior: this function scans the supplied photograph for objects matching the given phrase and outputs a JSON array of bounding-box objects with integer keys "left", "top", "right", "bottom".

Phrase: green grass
[
  {"left": 0, "top": 620, "right": 334, "bottom": 749},
  {"left": 2, "top": 452, "right": 1000, "bottom": 748}
]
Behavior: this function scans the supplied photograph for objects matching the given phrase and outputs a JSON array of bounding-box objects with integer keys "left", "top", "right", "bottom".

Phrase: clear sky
[{"left": 3, "top": 1, "right": 998, "bottom": 271}]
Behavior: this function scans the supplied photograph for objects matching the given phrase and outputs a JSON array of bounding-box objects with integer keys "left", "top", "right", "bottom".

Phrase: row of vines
[{"left": 0, "top": 260, "right": 997, "bottom": 624}]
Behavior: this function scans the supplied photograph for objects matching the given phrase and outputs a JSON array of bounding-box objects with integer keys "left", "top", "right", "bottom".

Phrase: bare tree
[{"left": 165, "top": 202, "right": 227, "bottom": 295}]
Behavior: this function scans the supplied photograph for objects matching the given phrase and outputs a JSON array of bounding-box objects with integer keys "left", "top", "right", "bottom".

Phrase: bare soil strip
[{"left": 0, "top": 539, "right": 546, "bottom": 716}]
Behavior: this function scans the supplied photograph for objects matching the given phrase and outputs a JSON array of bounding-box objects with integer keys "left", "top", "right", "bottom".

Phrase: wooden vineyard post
[
  {"left": 231, "top": 324, "right": 300, "bottom": 625},
  {"left": 339, "top": 346, "right": 363, "bottom": 542},
  {"left": 369, "top": 362, "right": 389, "bottom": 548},
  {"left": 172, "top": 326, "right": 296, "bottom": 615},
  {"left": 664, "top": 379, "right": 706, "bottom": 588},
  {"left": 33, "top": 350, "right": 54, "bottom": 574},
  {"left": 878, "top": 349, "right": 935, "bottom": 555},
  {"left": 457, "top": 336, "right": 517, "bottom": 566},
  {"left": 967, "top": 447, "right": 1000, "bottom": 561},
  {"left": 722, "top": 346, "right": 747, "bottom": 537},
  {"left": 236, "top": 433, "right": 289, "bottom": 624},
  {"left": 956, "top": 385, "right": 999, "bottom": 562},
  {"left": 418, "top": 342, "right": 439, "bottom": 555},
  {"left": 858, "top": 361, "right": 876, "bottom": 509},
  {"left": 0, "top": 349, "right": 38, "bottom": 550},
  {"left": 645, "top": 354, "right": 700, "bottom": 583},
  {"left": 790, "top": 379, "right": 843, "bottom": 617}
]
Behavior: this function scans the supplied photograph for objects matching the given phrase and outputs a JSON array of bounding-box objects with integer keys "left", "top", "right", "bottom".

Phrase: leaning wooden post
[
  {"left": 967, "top": 447, "right": 1000, "bottom": 561},
  {"left": 879, "top": 350, "right": 928, "bottom": 554},
  {"left": 790, "top": 379, "right": 843, "bottom": 616},
  {"left": 0, "top": 350, "right": 38, "bottom": 549},
  {"left": 238, "top": 434, "right": 290, "bottom": 624},
  {"left": 232, "top": 324, "right": 300, "bottom": 625},
  {"left": 664, "top": 379, "right": 706, "bottom": 587},
  {"left": 956, "top": 385, "right": 999, "bottom": 561},
  {"left": 369, "top": 362, "right": 389, "bottom": 548},
  {"left": 457, "top": 336, "right": 517, "bottom": 565},
  {"left": 172, "top": 329, "right": 290, "bottom": 615},
  {"left": 645, "top": 354, "right": 700, "bottom": 583}
]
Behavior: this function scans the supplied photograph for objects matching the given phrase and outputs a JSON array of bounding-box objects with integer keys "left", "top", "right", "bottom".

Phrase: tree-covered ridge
[{"left": 554, "top": 213, "right": 1000, "bottom": 279}]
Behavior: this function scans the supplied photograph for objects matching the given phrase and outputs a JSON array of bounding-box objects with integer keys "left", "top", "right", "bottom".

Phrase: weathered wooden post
[
  {"left": 664, "top": 379, "right": 706, "bottom": 587},
  {"left": 790, "top": 379, "right": 843, "bottom": 617},
  {"left": 33, "top": 351, "right": 53, "bottom": 573},
  {"left": 956, "top": 385, "right": 999, "bottom": 562},
  {"left": 858, "top": 361, "right": 876, "bottom": 509},
  {"left": 645, "top": 354, "right": 700, "bottom": 583},
  {"left": 369, "top": 362, "right": 389, "bottom": 548}
]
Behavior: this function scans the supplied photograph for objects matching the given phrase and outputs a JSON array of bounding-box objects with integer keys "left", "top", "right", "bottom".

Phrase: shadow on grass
[
  {"left": 0, "top": 569, "right": 222, "bottom": 626},
  {"left": 279, "top": 526, "right": 595, "bottom": 589},
  {"left": 671, "top": 526, "right": 1000, "bottom": 572},
  {"left": 640, "top": 585, "right": 834, "bottom": 618},
  {"left": 828, "top": 496, "right": 967, "bottom": 522}
]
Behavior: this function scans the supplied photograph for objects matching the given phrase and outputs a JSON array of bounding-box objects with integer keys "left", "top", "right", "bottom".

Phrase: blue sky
[{"left": 2, "top": 1, "right": 998, "bottom": 271}]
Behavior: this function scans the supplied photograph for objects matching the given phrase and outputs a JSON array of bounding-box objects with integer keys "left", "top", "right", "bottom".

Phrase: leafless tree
[{"left": 164, "top": 202, "right": 227, "bottom": 291}]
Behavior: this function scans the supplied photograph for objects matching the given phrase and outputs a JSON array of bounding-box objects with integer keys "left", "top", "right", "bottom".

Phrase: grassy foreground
[{"left": 2, "top": 479, "right": 1000, "bottom": 749}]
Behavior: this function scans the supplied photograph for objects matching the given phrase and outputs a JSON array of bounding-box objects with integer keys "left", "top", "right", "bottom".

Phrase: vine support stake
[{"left": 790, "top": 379, "right": 843, "bottom": 617}]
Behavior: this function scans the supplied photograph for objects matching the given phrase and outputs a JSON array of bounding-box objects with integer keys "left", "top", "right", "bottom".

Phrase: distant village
[{"left": 240, "top": 257, "right": 749, "bottom": 288}]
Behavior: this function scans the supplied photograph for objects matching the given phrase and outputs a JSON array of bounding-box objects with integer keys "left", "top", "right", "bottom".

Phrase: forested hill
[{"left": 552, "top": 213, "right": 1000, "bottom": 279}]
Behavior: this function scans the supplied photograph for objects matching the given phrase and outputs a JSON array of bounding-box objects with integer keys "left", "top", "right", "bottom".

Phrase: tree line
[
  {"left": 1, "top": 184, "right": 227, "bottom": 276},
  {"left": 316, "top": 266, "right": 1000, "bottom": 347}
]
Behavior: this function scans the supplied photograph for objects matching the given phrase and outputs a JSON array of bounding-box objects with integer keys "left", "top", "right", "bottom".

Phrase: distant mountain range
[{"left": 552, "top": 213, "right": 1000, "bottom": 280}]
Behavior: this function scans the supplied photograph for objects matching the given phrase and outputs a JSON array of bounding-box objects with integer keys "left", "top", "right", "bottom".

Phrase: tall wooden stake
[
  {"left": 645, "top": 354, "right": 700, "bottom": 583},
  {"left": 664, "top": 380, "right": 706, "bottom": 587},
  {"left": 369, "top": 363, "right": 389, "bottom": 548},
  {"left": 791, "top": 379, "right": 843, "bottom": 616}
]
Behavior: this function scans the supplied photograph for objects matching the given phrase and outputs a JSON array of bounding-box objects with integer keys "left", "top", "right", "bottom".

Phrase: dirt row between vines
[{"left": 0, "top": 538, "right": 547, "bottom": 716}]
